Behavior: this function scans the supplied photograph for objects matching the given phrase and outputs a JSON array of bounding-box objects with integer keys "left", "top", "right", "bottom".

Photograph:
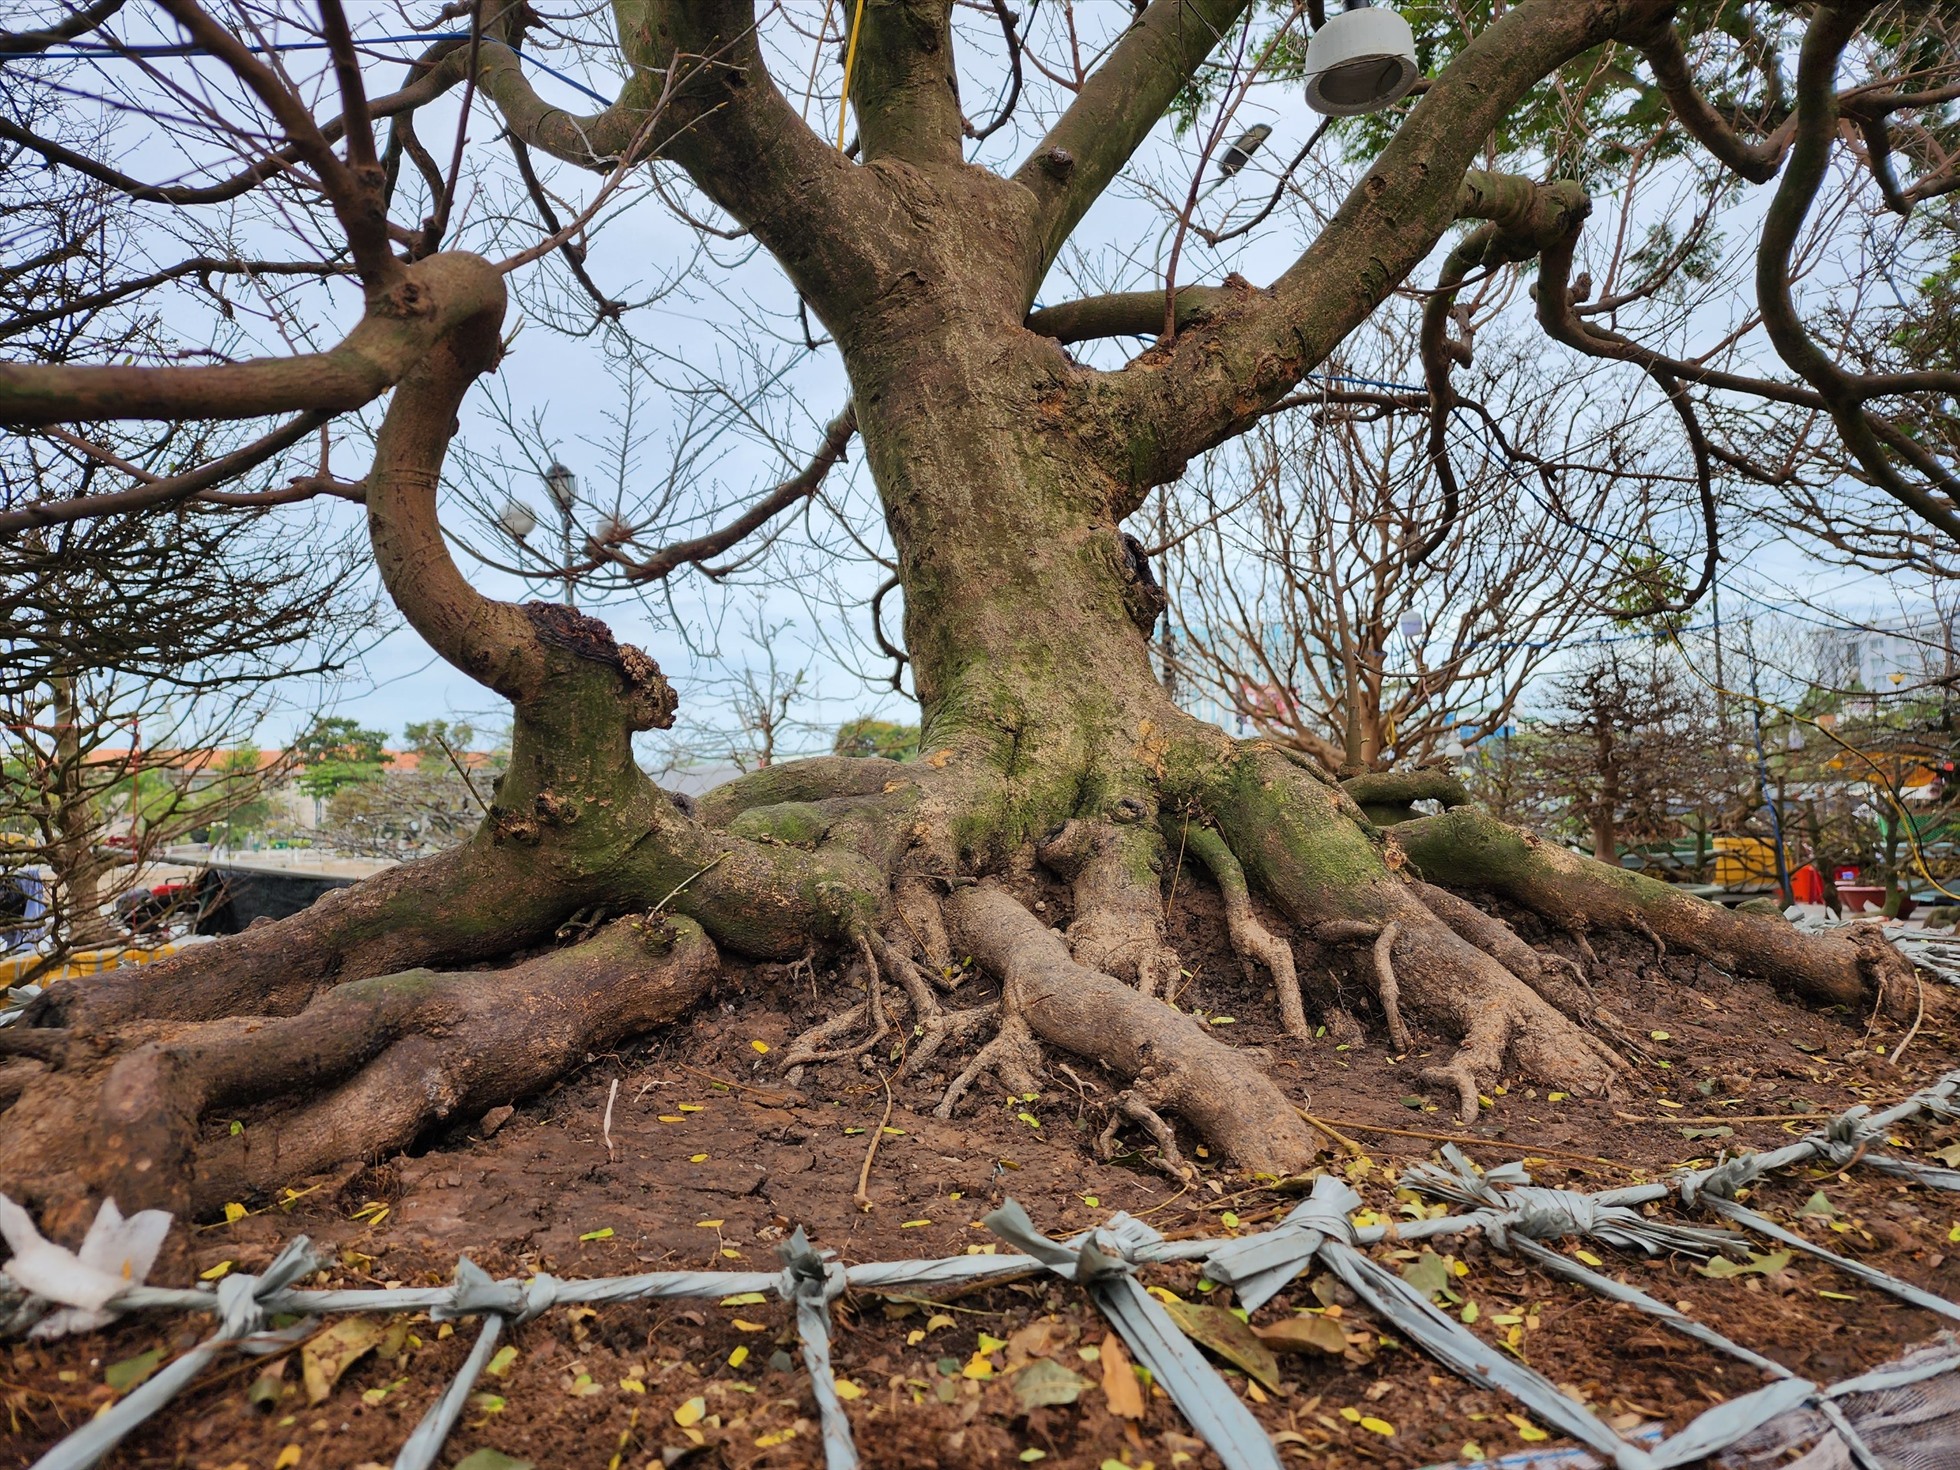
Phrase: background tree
[
  {"left": 0, "top": 0, "right": 1946, "bottom": 1218},
  {"left": 1533, "top": 643, "right": 1740, "bottom": 869},
  {"left": 833, "top": 716, "right": 920, "bottom": 763},
  {"left": 1161, "top": 313, "right": 1666, "bottom": 774},
  {"left": 320, "top": 723, "right": 502, "bottom": 860}
]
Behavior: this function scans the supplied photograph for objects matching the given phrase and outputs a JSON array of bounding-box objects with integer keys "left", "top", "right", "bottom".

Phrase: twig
[
  {"left": 854, "top": 1071, "right": 895, "bottom": 1212},
  {"left": 677, "top": 1064, "right": 799, "bottom": 1106},
  {"left": 1303, "top": 1115, "right": 1645, "bottom": 1171},
  {"left": 1890, "top": 966, "right": 1928, "bottom": 1068},
  {"left": 651, "top": 851, "right": 731, "bottom": 912},
  {"left": 1611, "top": 1110, "right": 1833, "bottom": 1126},
  {"left": 1295, "top": 1108, "right": 1366, "bottom": 1156},
  {"left": 602, "top": 1076, "right": 619, "bottom": 1162}
]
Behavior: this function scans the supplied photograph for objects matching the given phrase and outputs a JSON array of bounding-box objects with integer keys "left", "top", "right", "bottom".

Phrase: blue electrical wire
[{"left": 2, "top": 30, "right": 617, "bottom": 107}]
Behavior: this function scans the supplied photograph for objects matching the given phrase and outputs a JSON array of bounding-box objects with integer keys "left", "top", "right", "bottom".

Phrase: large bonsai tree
[{"left": 0, "top": 0, "right": 1951, "bottom": 1219}]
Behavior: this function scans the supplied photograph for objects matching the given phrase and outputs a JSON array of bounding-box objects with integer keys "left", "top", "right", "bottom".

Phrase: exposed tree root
[
  {"left": 1394, "top": 806, "right": 1917, "bottom": 1017},
  {"left": 0, "top": 914, "right": 717, "bottom": 1219},
  {"left": 28, "top": 841, "right": 570, "bottom": 1032},
  {"left": 1371, "top": 922, "right": 1412, "bottom": 1053},
  {"left": 1037, "top": 817, "right": 1183, "bottom": 998},
  {"left": 1206, "top": 747, "right": 1626, "bottom": 1118},
  {"left": 943, "top": 882, "right": 1321, "bottom": 1175},
  {"left": 935, "top": 1010, "right": 1042, "bottom": 1119},
  {"left": 1411, "top": 881, "right": 1601, "bottom": 1021},
  {"left": 782, "top": 940, "right": 894, "bottom": 1079},
  {"left": 1178, "top": 821, "right": 1310, "bottom": 1039}
]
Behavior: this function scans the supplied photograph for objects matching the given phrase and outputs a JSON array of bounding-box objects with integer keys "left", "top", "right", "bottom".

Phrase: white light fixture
[
  {"left": 1304, "top": 4, "right": 1419, "bottom": 117},
  {"left": 1398, "top": 612, "right": 1426, "bottom": 642},
  {"left": 495, "top": 497, "right": 538, "bottom": 540},
  {"left": 543, "top": 461, "right": 577, "bottom": 512}
]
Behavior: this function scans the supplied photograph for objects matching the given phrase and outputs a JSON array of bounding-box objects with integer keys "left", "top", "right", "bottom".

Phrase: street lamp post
[{"left": 543, "top": 462, "right": 578, "bottom": 606}]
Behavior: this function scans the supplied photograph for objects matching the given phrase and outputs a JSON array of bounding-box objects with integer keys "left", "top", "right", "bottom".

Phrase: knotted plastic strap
[
  {"left": 1403, "top": 1149, "right": 1741, "bottom": 1258},
  {"left": 430, "top": 1258, "right": 564, "bottom": 1325},
  {"left": 1202, "top": 1175, "right": 1360, "bottom": 1313},
  {"left": 32, "top": 1236, "right": 322, "bottom": 1470},
  {"left": 986, "top": 1200, "right": 1283, "bottom": 1470},
  {"left": 778, "top": 1228, "right": 855, "bottom": 1470},
  {"left": 1804, "top": 1109, "right": 1960, "bottom": 1190}
]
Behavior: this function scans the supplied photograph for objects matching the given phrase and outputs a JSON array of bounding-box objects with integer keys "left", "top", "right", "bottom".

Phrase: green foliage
[
  {"left": 1605, "top": 550, "right": 1689, "bottom": 633},
  {"left": 832, "top": 716, "right": 919, "bottom": 761},
  {"left": 293, "top": 716, "right": 388, "bottom": 767},
  {"left": 291, "top": 716, "right": 389, "bottom": 799},
  {"left": 403, "top": 719, "right": 476, "bottom": 758}
]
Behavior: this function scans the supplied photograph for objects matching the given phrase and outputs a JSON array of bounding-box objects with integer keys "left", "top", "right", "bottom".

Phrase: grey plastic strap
[
  {"left": 1701, "top": 1195, "right": 1960, "bottom": 1324},
  {"left": 1201, "top": 1175, "right": 1359, "bottom": 1312},
  {"left": 779, "top": 1229, "right": 856, "bottom": 1470},
  {"left": 986, "top": 1200, "right": 1284, "bottom": 1470},
  {"left": 393, "top": 1312, "right": 505, "bottom": 1470},
  {"left": 31, "top": 1236, "right": 321, "bottom": 1470},
  {"left": 1311, "top": 1234, "right": 1654, "bottom": 1469}
]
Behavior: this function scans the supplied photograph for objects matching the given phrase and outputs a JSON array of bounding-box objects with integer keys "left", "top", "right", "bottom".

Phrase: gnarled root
[
  {"left": 1395, "top": 806, "right": 1919, "bottom": 1019},
  {"left": 1411, "top": 881, "right": 1602, "bottom": 1020},
  {"left": 1098, "top": 1071, "right": 1193, "bottom": 1182},
  {"left": 0, "top": 914, "right": 718, "bottom": 1219},
  {"left": 935, "top": 1010, "right": 1041, "bottom": 1119},
  {"left": 1178, "top": 821, "right": 1310, "bottom": 1039},
  {"left": 943, "top": 882, "right": 1321, "bottom": 1176},
  {"left": 26, "top": 840, "right": 575, "bottom": 1033},
  {"left": 782, "top": 937, "right": 892, "bottom": 1080},
  {"left": 1036, "top": 815, "right": 1182, "bottom": 998},
  {"left": 1208, "top": 747, "right": 1624, "bottom": 1118}
]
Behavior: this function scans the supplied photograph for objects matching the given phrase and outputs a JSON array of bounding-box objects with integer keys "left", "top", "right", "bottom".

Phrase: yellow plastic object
[
  {"left": 1710, "top": 837, "right": 1795, "bottom": 888},
  {"left": 0, "top": 942, "right": 181, "bottom": 988}
]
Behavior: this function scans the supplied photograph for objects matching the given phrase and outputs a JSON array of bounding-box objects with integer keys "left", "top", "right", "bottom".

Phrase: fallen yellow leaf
[
  {"left": 1506, "top": 1413, "right": 1548, "bottom": 1442},
  {"left": 674, "top": 1396, "right": 707, "bottom": 1427},
  {"left": 833, "top": 1378, "right": 866, "bottom": 1400},
  {"left": 273, "top": 1445, "right": 301, "bottom": 1470}
]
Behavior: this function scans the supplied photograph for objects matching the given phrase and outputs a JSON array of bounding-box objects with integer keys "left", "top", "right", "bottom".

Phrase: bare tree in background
[{"left": 1162, "top": 314, "right": 1668, "bottom": 774}]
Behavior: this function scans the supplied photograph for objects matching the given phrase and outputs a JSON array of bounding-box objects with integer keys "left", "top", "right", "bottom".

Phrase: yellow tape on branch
[{"left": 837, "top": 0, "right": 869, "bottom": 151}]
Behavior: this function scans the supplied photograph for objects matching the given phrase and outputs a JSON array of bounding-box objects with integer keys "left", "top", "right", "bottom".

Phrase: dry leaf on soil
[
  {"left": 1159, "top": 1298, "right": 1281, "bottom": 1392},
  {"left": 302, "top": 1317, "right": 384, "bottom": 1404},
  {"left": 1099, "top": 1333, "right": 1145, "bottom": 1419}
]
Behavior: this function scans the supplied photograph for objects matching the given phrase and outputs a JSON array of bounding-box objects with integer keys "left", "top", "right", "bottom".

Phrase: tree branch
[
  {"left": 1011, "top": 0, "right": 1253, "bottom": 294},
  {"left": 1623, "top": 11, "right": 1795, "bottom": 184},
  {"left": 1754, "top": 3, "right": 1960, "bottom": 544},
  {"left": 612, "top": 407, "right": 856, "bottom": 583},
  {"left": 0, "top": 41, "right": 469, "bottom": 207},
  {"left": 473, "top": 3, "right": 889, "bottom": 320},
  {"left": 359, "top": 257, "right": 547, "bottom": 699},
  {"left": 851, "top": 0, "right": 965, "bottom": 165},
  {"left": 0, "top": 412, "right": 330, "bottom": 534},
  {"left": 0, "top": 251, "right": 508, "bottom": 427},
  {"left": 0, "top": 0, "right": 126, "bottom": 55}
]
